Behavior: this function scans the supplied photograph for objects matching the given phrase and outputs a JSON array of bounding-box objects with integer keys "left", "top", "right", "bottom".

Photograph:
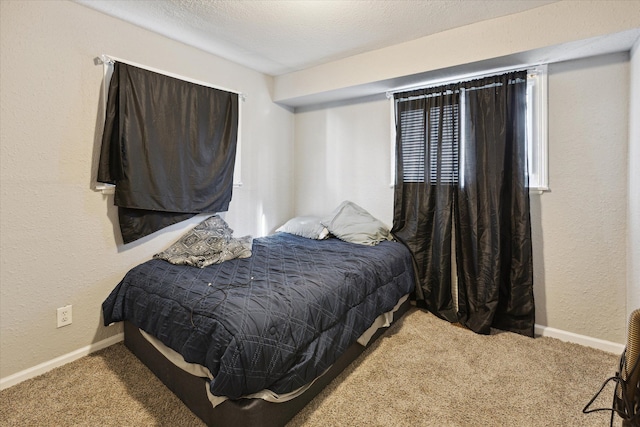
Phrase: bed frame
[{"left": 124, "top": 298, "right": 411, "bottom": 427}]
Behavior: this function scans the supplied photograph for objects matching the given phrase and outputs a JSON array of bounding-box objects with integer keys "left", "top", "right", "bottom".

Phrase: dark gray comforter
[{"left": 102, "top": 233, "right": 415, "bottom": 399}]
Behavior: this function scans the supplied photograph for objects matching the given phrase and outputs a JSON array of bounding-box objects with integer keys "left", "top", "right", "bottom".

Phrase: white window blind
[
  {"left": 429, "top": 104, "right": 459, "bottom": 185},
  {"left": 399, "top": 109, "right": 425, "bottom": 182},
  {"left": 398, "top": 104, "right": 459, "bottom": 185}
]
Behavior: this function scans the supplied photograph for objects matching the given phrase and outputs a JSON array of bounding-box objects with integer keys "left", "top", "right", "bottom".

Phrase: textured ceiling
[{"left": 75, "top": 0, "right": 558, "bottom": 76}]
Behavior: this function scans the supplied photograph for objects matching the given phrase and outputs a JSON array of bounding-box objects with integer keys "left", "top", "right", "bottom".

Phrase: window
[
  {"left": 399, "top": 104, "right": 459, "bottom": 184},
  {"left": 390, "top": 65, "right": 548, "bottom": 192},
  {"left": 94, "top": 55, "right": 244, "bottom": 194},
  {"left": 97, "top": 60, "right": 243, "bottom": 243}
]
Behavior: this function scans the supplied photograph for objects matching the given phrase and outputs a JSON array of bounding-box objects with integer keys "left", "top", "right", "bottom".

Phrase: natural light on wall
[{"left": 389, "top": 65, "right": 549, "bottom": 193}]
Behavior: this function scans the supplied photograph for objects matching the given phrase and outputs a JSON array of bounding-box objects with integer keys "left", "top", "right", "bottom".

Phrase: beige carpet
[{"left": 0, "top": 308, "right": 623, "bottom": 426}]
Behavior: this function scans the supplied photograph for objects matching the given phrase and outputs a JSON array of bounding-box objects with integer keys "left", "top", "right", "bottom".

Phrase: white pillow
[
  {"left": 321, "top": 201, "right": 392, "bottom": 246},
  {"left": 276, "top": 216, "right": 329, "bottom": 240}
]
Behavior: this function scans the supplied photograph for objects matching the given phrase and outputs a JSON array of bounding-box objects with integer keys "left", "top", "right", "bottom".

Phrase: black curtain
[
  {"left": 392, "top": 84, "right": 460, "bottom": 324},
  {"left": 97, "top": 62, "right": 239, "bottom": 243},
  {"left": 392, "top": 71, "right": 535, "bottom": 337}
]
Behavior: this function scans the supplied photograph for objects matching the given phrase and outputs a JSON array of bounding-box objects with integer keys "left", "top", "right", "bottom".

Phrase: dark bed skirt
[{"left": 123, "top": 298, "right": 411, "bottom": 427}]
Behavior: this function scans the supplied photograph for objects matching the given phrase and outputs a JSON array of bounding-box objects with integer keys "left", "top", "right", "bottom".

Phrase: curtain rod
[
  {"left": 98, "top": 54, "right": 246, "bottom": 101},
  {"left": 385, "top": 63, "right": 546, "bottom": 99}
]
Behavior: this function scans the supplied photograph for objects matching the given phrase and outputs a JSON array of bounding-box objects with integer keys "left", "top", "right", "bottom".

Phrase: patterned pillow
[{"left": 154, "top": 215, "right": 252, "bottom": 268}]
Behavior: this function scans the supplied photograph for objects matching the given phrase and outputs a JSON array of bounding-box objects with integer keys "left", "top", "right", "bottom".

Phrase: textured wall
[
  {"left": 536, "top": 53, "right": 628, "bottom": 343},
  {"left": 0, "top": 0, "right": 294, "bottom": 379},
  {"left": 629, "top": 40, "right": 640, "bottom": 320},
  {"left": 293, "top": 52, "right": 630, "bottom": 344}
]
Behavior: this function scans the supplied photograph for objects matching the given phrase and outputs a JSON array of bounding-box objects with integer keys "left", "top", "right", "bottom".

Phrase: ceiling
[{"left": 75, "top": 0, "right": 558, "bottom": 76}]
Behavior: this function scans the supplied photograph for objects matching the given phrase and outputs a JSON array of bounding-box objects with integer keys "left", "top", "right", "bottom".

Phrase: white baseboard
[
  {"left": 0, "top": 333, "right": 124, "bottom": 391},
  {"left": 535, "top": 324, "right": 625, "bottom": 354}
]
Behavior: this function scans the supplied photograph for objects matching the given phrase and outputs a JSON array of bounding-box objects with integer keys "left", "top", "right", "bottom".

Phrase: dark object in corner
[{"left": 584, "top": 309, "right": 640, "bottom": 427}]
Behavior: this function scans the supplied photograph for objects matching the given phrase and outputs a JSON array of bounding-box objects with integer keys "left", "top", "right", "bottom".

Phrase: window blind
[{"left": 398, "top": 102, "right": 459, "bottom": 185}]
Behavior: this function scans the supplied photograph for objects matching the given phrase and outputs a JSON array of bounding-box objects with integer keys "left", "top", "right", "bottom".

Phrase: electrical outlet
[{"left": 57, "top": 305, "right": 72, "bottom": 328}]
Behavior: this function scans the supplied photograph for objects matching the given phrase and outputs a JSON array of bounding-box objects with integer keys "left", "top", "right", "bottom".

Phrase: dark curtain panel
[
  {"left": 455, "top": 72, "right": 534, "bottom": 336},
  {"left": 97, "top": 62, "right": 239, "bottom": 243},
  {"left": 392, "top": 85, "right": 459, "bottom": 324},
  {"left": 392, "top": 71, "right": 535, "bottom": 337}
]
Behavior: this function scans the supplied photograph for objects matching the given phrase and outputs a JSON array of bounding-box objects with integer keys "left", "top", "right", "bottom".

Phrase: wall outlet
[{"left": 57, "top": 305, "right": 72, "bottom": 328}]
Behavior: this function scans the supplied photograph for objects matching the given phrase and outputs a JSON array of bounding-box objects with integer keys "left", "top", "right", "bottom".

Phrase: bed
[{"left": 102, "top": 208, "right": 416, "bottom": 426}]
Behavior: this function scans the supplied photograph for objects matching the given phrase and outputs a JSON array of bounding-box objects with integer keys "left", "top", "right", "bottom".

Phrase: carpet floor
[{"left": 0, "top": 308, "right": 623, "bottom": 426}]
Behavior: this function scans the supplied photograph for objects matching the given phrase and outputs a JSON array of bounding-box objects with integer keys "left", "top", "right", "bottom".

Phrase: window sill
[
  {"left": 529, "top": 187, "right": 550, "bottom": 195},
  {"left": 95, "top": 184, "right": 115, "bottom": 195}
]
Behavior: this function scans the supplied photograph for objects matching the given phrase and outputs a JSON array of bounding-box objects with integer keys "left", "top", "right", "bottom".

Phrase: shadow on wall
[{"left": 530, "top": 193, "right": 547, "bottom": 328}]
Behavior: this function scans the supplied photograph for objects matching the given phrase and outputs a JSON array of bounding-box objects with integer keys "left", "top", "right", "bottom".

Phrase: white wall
[
  {"left": 537, "top": 53, "right": 628, "bottom": 343},
  {"left": 293, "top": 52, "right": 630, "bottom": 344},
  {"left": 629, "top": 39, "right": 640, "bottom": 321},
  {"left": 293, "top": 95, "right": 394, "bottom": 223},
  {"left": 0, "top": 0, "right": 294, "bottom": 380}
]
